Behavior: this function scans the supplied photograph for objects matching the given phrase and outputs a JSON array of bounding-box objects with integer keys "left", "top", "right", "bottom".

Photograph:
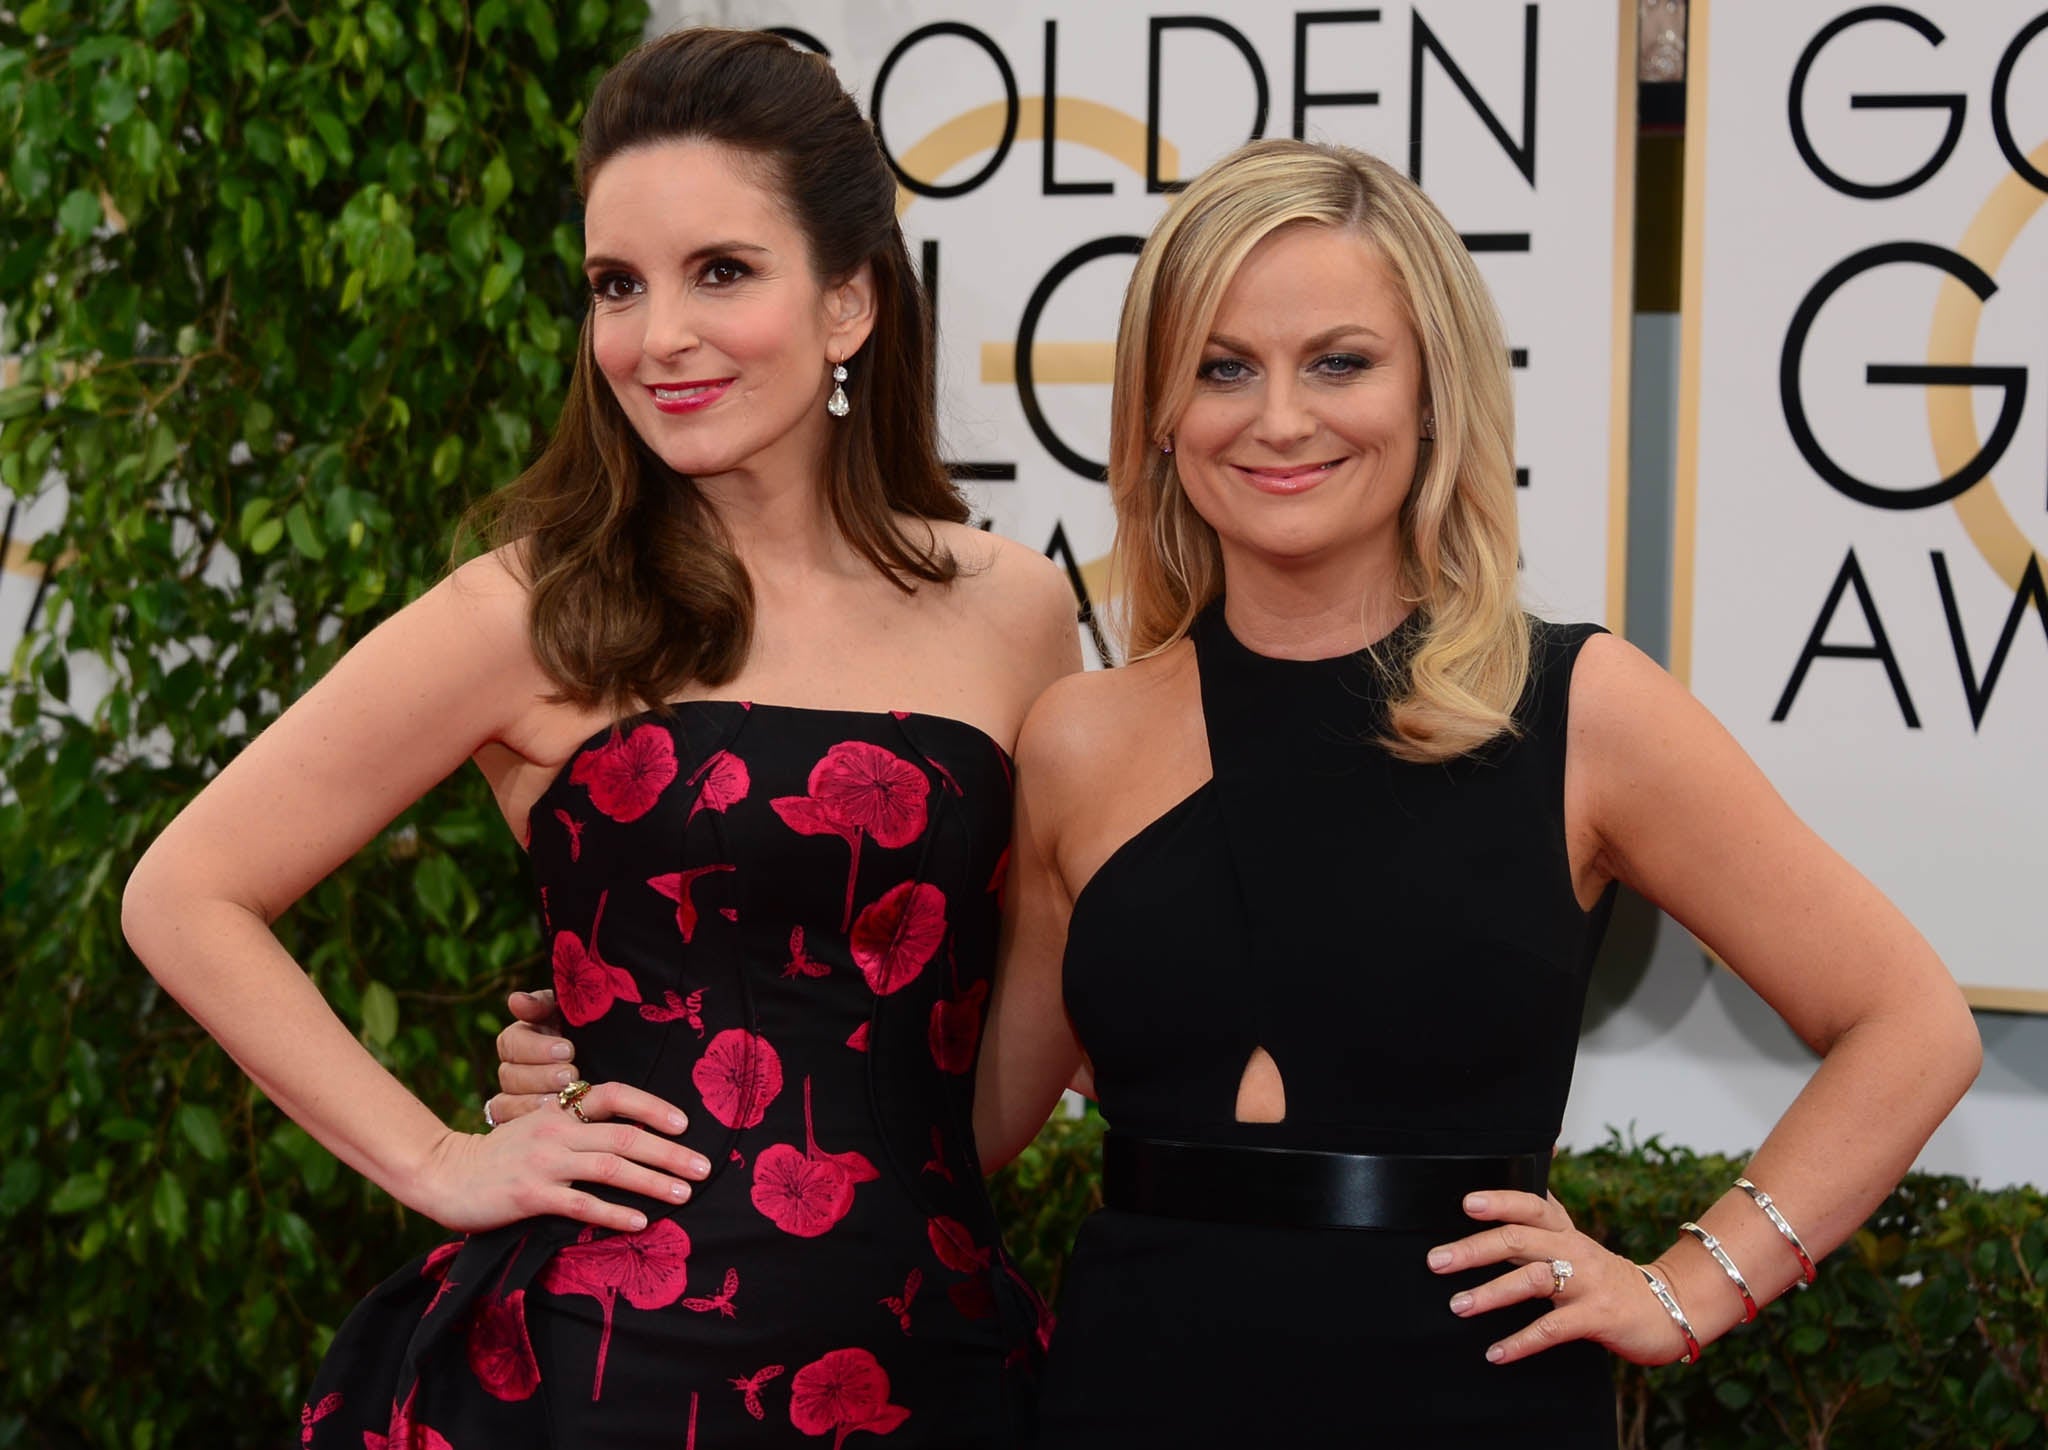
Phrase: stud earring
[
  {"left": 827, "top": 362, "right": 850, "bottom": 418},
  {"left": 1421, "top": 413, "right": 1436, "bottom": 441},
  {"left": 1160, "top": 437, "right": 1174, "bottom": 455}
]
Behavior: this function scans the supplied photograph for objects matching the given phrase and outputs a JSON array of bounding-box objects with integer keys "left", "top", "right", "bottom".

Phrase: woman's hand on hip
[
  {"left": 418, "top": 1079, "right": 711, "bottom": 1233},
  {"left": 1427, "top": 1189, "right": 1694, "bottom": 1367}
]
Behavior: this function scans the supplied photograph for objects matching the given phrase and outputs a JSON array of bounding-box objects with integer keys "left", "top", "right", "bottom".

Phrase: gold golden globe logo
[{"left": 1928, "top": 136, "right": 2048, "bottom": 592}]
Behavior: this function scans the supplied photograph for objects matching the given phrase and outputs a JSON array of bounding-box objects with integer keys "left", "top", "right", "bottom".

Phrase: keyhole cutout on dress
[{"left": 1234, "top": 1046, "right": 1287, "bottom": 1123}]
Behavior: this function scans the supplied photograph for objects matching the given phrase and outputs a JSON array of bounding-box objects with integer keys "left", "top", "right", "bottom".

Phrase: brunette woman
[{"left": 124, "top": 29, "right": 1074, "bottom": 1448}]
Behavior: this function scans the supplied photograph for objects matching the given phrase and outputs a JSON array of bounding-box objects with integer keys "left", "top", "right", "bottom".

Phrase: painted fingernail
[
  {"left": 670, "top": 1182, "right": 690, "bottom": 1201},
  {"left": 550, "top": 1042, "right": 574, "bottom": 1060},
  {"left": 628, "top": 1212, "right": 648, "bottom": 1230},
  {"left": 1464, "top": 1194, "right": 1488, "bottom": 1214},
  {"left": 689, "top": 1156, "right": 712, "bottom": 1179},
  {"left": 554, "top": 1067, "right": 575, "bottom": 1086},
  {"left": 1449, "top": 1293, "right": 1474, "bottom": 1315},
  {"left": 667, "top": 1112, "right": 687, "bottom": 1133},
  {"left": 1486, "top": 1344, "right": 1506, "bottom": 1363},
  {"left": 1428, "top": 1248, "right": 1453, "bottom": 1269}
]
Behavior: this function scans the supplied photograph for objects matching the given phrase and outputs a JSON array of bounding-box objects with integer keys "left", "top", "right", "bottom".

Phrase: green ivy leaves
[{"left": 0, "top": 2, "right": 649, "bottom": 1442}]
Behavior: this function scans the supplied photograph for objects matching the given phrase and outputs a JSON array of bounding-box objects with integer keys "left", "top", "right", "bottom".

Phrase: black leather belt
[{"left": 1102, "top": 1132, "right": 1549, "bottom": 1232}]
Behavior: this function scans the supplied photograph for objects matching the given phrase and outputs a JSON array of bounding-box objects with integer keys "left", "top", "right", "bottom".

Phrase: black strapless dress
[
  {"left": 301, "top": 704, "right": 1044, "bottom": 1449},
  {"left": 1038, "top": 603, "right": 1619, "bottom": 1447}
]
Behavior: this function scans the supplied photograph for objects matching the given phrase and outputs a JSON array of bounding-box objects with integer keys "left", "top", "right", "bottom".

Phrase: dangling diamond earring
[
  {"left": 827, "top": 362, "right": 850, "bottom": 418},
  {"left": 1421, "top": 413, "right": 1436, "bottom": 441}
]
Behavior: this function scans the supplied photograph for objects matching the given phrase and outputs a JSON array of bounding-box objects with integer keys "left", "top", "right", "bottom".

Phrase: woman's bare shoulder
[{"left": 1016, "top": 643, "right": 1195, "bottom": 790}]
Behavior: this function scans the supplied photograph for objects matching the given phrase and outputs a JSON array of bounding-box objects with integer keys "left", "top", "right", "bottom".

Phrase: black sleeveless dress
[
  {"left": 1037, "top": 602, "right": 1618, "bottom": 1447},
  {"left": 301, "top": 704, "right": 1044, "bottom": 1449}
]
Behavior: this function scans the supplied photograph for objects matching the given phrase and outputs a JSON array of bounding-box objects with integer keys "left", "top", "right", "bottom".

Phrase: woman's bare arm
[{"left": 122, "top": 552, "right": 704, "bottom": 1230}]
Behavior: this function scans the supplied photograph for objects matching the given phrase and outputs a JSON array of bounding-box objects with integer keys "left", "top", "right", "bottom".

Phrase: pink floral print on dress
[
  {"left": 465, "top": 1288, "right": 541, "bottom": 1402},
  {"left": 787, "top": 1347, "right": 911, "bottom": 1447},
  {"left": 850, "top": 882, "right": 947, "bottom": 996},
  {"left": 751, "top": 1076, "right": 878, "bottom": 1238},
  {"left": 363, "top": 1381, "right": 454, "bottom": 1450},
  {"left": 773, "top": 742, "right": 931, "bottom": 929},
  {"left": 646, "top": 864, "right": 735, "bottom": 944},
  {"left": 685, "top": 750, "right": 750, "bottom": 822},
  {"left": 927, "top": 1216, "right": 991, "bottom": 1274},
  {"left": 569, "top": 724, "right": 678, "bottom": 823},
  {"left": 551, "top": 892, "right": 641, "bottom": 1027},
  {"left": 928, "top": 980, "right": 987, "bottom": 1075},
  {"left": 536, "top": 1219, "right": 692, "bottom": 1401},
  {"left": 691, "top": 1029, "right": 783, "bottom": 1129}
]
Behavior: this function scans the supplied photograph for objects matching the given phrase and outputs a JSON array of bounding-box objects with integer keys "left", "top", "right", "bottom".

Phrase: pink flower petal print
[
  {"left": 928, "top": 980, "right": 987, "bottom": 1075},
  {"left": 537, "top": 1220, "right": 692, "bottom": 1401},
  {"left": 948, "top": 1276, "right": 996, "bottom": 1321},
  {"left": 647, "top": 864, "right": 736, "bottom": 943},
  {"left": 770, "top": 794, "right": 857, "bottom": 843},
  {"left": 686, "top": 750, "right": 750, "bottom": 821},
  {"left": 927, "top": 1216, "right": 991, "bottom": 1274},
  {"left": 752, "top": 1145, "right": 851, "bottom": 1240},
  {"left": 772, "top": 793, "right": 866, "bottom": 929},
  {"left": 363, "top": 1382, "right": 454, "bottom": 1450},
  {"left": 570, "top": 723, "right": 678, "bottom": 823},
  {"left": 788, "top": 1348, "right": 910, "bottom": 1447},
  {"left": 551, "top": 893, "right": 641, "bottom": 1027},
  {"left": 808, "top": 742, "right": 930, "bottom": 849},
  {"left": 850, "top": 882, "right": 947, "bottom": 996},
  {"left": 845, "top": 1022, "right": 870, "bottom": 1053},
  {"left": 466, "top": 1288, "right": 541, "bottom": 1402},
  {"left": 692, "top": 1029, "right": 784, "bottom": 1129},
  {"left": 751, "top": 1077, "right": 874, "bottom": 1238},
  {"left": 420, "top": 1240, "right": 460, "bottom": 1281}
]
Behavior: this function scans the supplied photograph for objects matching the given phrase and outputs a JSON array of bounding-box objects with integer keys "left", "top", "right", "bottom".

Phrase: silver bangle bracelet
[
  {"left": 1734, "top": 1177, "right": 1818, "bottom": 1287},
  {"left": 1679, "top": 1220, "right": 1758, "bottom": 1322},
  {"left": 1635, "top": 1264, "right": 1700, "bottom": 1364}
]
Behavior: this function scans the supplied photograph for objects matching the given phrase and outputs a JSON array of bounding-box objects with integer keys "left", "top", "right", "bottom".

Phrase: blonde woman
[{"left": 964, "top": 139, "right": 1979, "bottom": 1443}]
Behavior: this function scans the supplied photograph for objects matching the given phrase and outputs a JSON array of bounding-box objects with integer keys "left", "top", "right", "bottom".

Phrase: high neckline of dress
[{"left": 1194, "top": 595, "right": 1421, "bottom": 670}]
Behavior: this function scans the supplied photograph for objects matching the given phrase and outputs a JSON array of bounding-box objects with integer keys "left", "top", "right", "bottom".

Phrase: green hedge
[
  {"left": 1003, "top": 1116, "right": 2047, "bottom": 1450},
  {"left": 0, "top": 3, "right": 650, "bottom": 1446}
]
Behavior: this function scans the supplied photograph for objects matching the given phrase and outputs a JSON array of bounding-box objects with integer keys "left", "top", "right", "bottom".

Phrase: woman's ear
[{"left": 824, "top": 261, "right": 878, "bottom": 360}]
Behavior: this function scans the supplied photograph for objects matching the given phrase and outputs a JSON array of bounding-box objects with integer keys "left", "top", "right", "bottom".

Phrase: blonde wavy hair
[{"left": 1108, "top": 138, "right": 1530, "bottom": 763}]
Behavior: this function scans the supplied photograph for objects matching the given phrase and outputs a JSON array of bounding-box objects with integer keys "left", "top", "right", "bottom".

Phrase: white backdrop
[
  {"left": 1676, "top": 1, "right": 2048, "bottom": 1008},
  {"left": 670, "top": 0, "right": 1639, "bottom": 646}
]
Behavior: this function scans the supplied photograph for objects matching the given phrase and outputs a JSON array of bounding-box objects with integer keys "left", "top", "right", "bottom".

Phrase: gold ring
[{"left": 558, "top": 1079, "right": 594, "bottom": 1120}]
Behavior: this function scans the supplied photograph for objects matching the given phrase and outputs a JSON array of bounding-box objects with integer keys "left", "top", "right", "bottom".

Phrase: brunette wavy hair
[
  {"left": 465, "top": 28, "right": 965, "bottom": 714},
  {"left": 1109, "top": 139, "right": 1529, "bottom": 762}
]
